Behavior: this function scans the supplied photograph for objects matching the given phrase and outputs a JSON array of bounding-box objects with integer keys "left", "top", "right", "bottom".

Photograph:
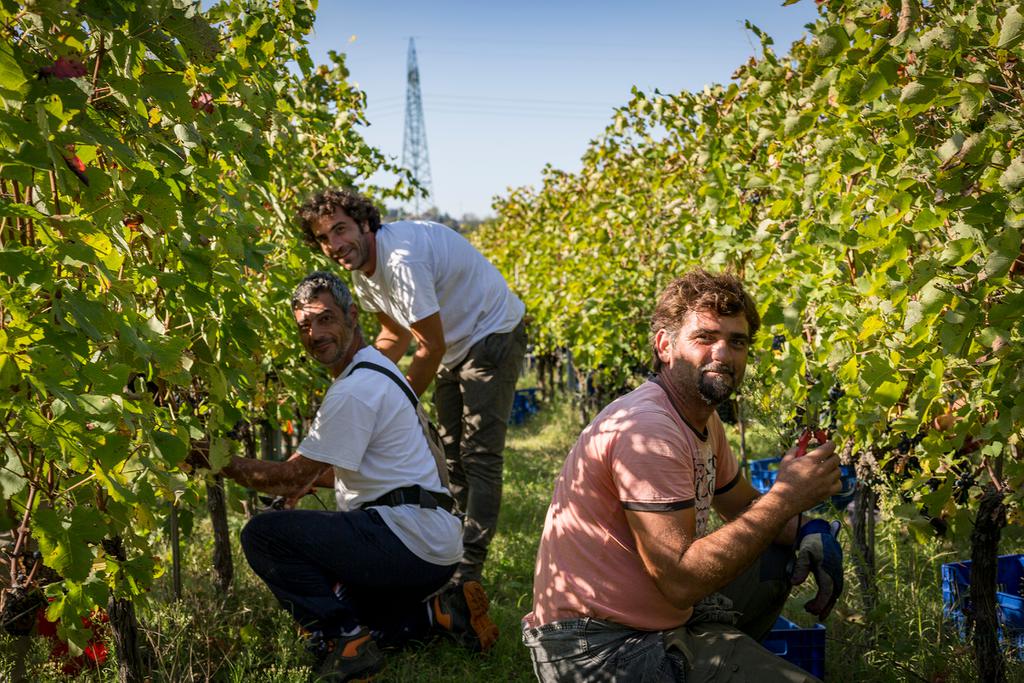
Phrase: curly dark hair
[
  {"left": 650, "top": 269, "right": 761, "bottom": 372},
  {"left": 296, "top": 187, "right": 382, "bottom": 247}
]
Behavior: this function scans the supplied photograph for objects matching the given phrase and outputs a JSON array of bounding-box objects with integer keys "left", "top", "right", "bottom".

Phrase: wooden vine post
[
  {"left": 207, "top": 476, "right": 234, "bottom": 593},
  {"left": 102, "top": 537, "right": 146, "bottom": 683},
  {"left": 969, "top": 485, "right": 1007, "bottom": 683}
]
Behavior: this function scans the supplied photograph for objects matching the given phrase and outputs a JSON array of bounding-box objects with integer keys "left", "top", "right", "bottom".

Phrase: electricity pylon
[{"left": 402, "top": 37, "right": 433, "bottom": 215}]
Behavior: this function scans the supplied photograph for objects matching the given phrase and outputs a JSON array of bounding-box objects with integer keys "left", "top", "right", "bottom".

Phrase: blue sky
[{"left": 306, "top": 1, "right": 821, "bottom": 217}]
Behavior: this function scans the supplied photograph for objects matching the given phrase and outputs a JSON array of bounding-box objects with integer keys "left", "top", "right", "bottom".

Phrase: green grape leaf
[
  {"left": 998, "top": 155, "right": 1024, "bottom": 192},
  {"left": 151, "top": 429, "right": 188, "bottom": 466},
  {"left": 32, "top": 506, "right": 106, "bottom": 582},
  {"left": 0, "top": 451, "right": 26, "bottom": 499},
  {"left": 997, "top": 5, "right": 1024, "bottom": 49},
  {"left": 0, "top": 39, "right": 27, "bottom": 94}
]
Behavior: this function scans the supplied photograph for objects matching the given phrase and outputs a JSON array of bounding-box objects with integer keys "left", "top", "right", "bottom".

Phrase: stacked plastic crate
[
  {"left": 510, "top": 387, "right": 540, "bottom": 425},
  {"left": 942, "top": 554, "right": 1024, "bottom": 659},
  {"left": 763, "top": 617, "right": 827, "bottom": 679}
]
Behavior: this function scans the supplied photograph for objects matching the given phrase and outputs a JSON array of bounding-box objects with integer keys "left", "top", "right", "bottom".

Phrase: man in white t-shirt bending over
[
  {"left": 213, "top": 272, "right": 498, "bottom": 682},
  {"left": 297, "top": 188, "right": 527, "bottom": 586}
]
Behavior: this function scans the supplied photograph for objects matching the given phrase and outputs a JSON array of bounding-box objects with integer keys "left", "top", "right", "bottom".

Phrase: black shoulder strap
[{"left": 351, "top": 361, "right": 418, "bottom": 408}]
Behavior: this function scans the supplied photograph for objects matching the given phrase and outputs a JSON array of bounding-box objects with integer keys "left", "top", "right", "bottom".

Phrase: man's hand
[
  {"left": 772, "top": 439, "right": 841, "bottom": 513},
  {"left": 791, "top": 518, "right": 844, "bottom": 620}
]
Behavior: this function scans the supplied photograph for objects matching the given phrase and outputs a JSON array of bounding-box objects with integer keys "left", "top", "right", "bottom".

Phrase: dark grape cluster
[
  {"left": 953, "top": 470, "right": 976, "bottom": 505},
  {"left": 771, "top": 334, "right": 786, "bottom": 351},
  {"left": 895, "top": 432, "right": 925, "bottom": 455},
  {"left": 1, "top": 586, "right": 46, "bottom": 636},
  {"left": 820, "top": 383, "right": 844, "bottom": 430}
]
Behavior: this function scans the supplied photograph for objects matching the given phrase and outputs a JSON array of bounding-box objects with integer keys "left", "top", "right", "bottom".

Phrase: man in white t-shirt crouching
[
  {"left": 297, "top": 188, "right": 527, "bottom": 587},
  {"left": 212, "top": 272, "right": 498, "bottom": 682}
]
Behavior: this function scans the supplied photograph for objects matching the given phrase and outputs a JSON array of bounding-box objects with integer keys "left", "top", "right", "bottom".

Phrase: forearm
[
  {"left": 774, "top": 512, "right": 800, "bottom": 546},
  {"left": 655, "top": 490, "right": 798, "bottom": 608},
  {"left": 221, "top": 456, "right": 328, "bottom": 497},
  {"left": 375, "top": 328, "right": 410, "bottom": 364},
  {"left": 731, "top": 492, "right": 798, "bottom": 546},
  {"left": 310, "top": 468, "right": 335, "bottom": 488},
  {"left": 284, "top": 452, "right": 335, "bottom": 488},
  {"left": 405, "top": 347, "right": 443, "bottom": 396}
]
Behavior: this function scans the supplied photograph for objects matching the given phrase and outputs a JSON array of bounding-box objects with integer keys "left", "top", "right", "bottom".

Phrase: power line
[
  {"left": 371, "top": 107, "right": 614, "bottom": 121},
  {"left": 417, "top": 48, "right": 691, "bottom": 65},
  {"left": 372, "top": 93, "right": 619, "bottom": 108},
  {"left": 372, "top": 96, "right": 619, "bottom": 117},
  {"left": 375, "top": 103, "right": 614, "bottom": 117}
]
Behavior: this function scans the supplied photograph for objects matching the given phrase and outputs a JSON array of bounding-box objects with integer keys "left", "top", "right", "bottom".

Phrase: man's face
[
  {"left": 311, "top": 209, "right": 373, "bottom": 273},
  {"left": 656, "top": 309, "right": 750, "bottom": 406},
  {"left": 294, "top": 292, "right": 356, "bottom": 373}
]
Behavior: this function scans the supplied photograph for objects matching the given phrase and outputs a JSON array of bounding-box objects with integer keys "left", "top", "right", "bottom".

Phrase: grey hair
[{"left": 291, "top": 271, "right": 354, "bottom": 312}]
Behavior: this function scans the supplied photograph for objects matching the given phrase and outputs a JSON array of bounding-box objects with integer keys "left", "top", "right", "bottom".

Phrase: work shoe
[
  {"left": 314, "top": 628, "right": 383, "bottom": 682},
  {"left": 431, "top": 580, "right": 499, "bottom": 652}
]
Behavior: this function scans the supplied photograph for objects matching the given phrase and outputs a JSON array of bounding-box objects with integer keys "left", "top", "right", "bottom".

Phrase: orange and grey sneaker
[
  {"left": 314, "top": 627, "right": 383, "bottom": 682},
  {"left": 431, "top": 580, "right": 499, "bottom": 652}
]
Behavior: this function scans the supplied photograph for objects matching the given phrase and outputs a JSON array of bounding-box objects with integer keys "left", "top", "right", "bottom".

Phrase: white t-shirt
[
  {"left": 352, "top": 221, "right": 525, "bottom": 369},
  {"left": 296, "top": 346, "right": 463, "bottom": 567}
]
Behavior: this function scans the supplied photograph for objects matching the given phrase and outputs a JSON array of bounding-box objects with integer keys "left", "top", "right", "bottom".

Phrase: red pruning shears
[{"left": 795, "top": 427, "right": 829, "bottom": 457}]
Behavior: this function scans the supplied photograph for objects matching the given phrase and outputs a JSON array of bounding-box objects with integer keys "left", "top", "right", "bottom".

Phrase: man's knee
[
  {"left": 760, "top": 542, "right": 796, "bottom": 581},
  {"left": 239, "top": 511, "right": 287, "bottom": 565},
  {"left": 461, "top": 450, "right": 504, "bottom": 476},
  {"left": 670, "top": 622, "right": 820, "bottom": 682}
]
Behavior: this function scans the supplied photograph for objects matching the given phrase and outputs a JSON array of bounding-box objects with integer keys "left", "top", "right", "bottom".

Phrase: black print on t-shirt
[{"left": 693, "top": 442, "right": 717, "bottom": 537}]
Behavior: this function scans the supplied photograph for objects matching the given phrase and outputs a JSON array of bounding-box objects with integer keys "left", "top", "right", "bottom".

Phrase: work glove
[{"left": 791, "top": 518, "right": 844, "bottom": 620}]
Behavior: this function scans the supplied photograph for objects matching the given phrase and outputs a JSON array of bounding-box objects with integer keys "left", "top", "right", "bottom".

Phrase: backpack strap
[
  {"left": 349, "top": 360, "right": 452, "bottom": 491},
  {"left": 351, "top": 361, "right": 418, "bottom": 407}
]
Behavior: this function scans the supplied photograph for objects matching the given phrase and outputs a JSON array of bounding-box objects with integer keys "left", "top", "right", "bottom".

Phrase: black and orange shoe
[
  {"left": 314, "top": 627, "right": 382, "bottom": 682},
  {"left": 431, "top": 580, "right": 499, "bottom": 653}
]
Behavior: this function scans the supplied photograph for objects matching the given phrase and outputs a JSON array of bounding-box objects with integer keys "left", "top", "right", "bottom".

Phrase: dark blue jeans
[{"left": 240, "top": 508, "right": 456, "bottom": 646}]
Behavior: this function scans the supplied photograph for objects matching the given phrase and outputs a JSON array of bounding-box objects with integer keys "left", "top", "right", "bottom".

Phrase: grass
[{"left": 2, "top": 394, "right": 1023, "bottom": 681}]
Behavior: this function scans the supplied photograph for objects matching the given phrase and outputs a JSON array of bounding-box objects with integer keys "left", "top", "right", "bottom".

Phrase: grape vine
[
  {"left": 0, "top": 0, "right": 407, "bottom": 654},
  {"left": 475, "top": 0, "right": 1024, "bottom": 569}
]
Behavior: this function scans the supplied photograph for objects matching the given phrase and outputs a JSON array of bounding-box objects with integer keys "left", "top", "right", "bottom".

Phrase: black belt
[{"left": 363, "top": 485, "right": 455, "bottom": 513}]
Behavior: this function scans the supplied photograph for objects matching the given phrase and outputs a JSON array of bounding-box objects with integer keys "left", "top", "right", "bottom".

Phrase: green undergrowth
[{"left": 3, "top": 394, "right": 1023, "bottom": 681}]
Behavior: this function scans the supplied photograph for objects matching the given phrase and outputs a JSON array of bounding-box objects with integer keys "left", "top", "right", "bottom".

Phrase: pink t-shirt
[{"left": 525, "top": 381, "right": 740, "bottom": 631}]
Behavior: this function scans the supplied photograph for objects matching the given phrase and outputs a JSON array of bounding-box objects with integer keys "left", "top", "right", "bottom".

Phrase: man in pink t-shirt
[{"left": 524, "top": 270, "right": 844, "bottom": 682}]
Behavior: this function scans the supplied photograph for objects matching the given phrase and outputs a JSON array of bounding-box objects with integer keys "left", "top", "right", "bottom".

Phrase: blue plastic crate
[
  {"left": 941, "top": 554, "right": 1024, "bottom": 660},
  {"left": 510, "top": 387, "right": 540, "bottom": 425},
  {"left": 762, "top": 616, "right": 826, "bottom": 679},
  {"left": 748, "top": 457, "right": 857, "bottom": 511}
]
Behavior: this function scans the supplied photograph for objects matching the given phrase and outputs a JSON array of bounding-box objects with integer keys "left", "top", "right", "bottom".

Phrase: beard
[
  {"left": 311, "top": 333, "right": 350, "bottom": 367},
  {"left": 696, "top": 363, "right": 736, "bottom": 405}
]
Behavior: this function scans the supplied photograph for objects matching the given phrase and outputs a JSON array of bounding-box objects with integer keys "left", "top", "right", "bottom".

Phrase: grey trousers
[
  {"left": 434, "top": 319, "right": 527, "bottom": 581},
  {"left": 523, "top": 544, "right": 822, "bottom": 682}
]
